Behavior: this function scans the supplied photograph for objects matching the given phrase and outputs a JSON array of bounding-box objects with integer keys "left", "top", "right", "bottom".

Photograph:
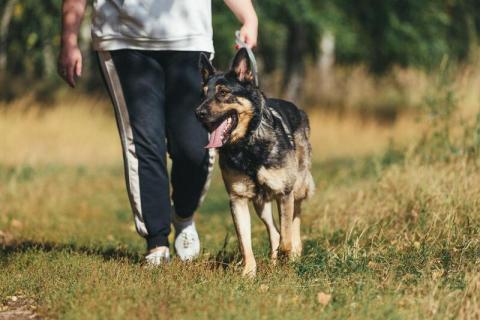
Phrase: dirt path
[{"left": 0, "top": 296, "right": 40, "bottom": 320}]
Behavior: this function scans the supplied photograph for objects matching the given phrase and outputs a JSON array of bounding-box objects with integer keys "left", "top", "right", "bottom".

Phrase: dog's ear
[
  {"left": 230, "top": 48, "right": 254, "bottom": 83},
  {"left": 199, "top": 53, "right": 215, "bottom": 84}
]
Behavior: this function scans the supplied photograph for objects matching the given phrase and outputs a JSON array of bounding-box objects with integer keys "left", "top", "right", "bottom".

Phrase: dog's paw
[
  {"left": 291, "top": 244, "right": 302, "bottom": 261},
  {"left": 242, "top": 263, "right": 257, "bottom": 278},
  {"left": 277, "top": 245, "right": 302, "bottom": 262},
  {"left": 270, "top": 252, "right": 278, "bottom": 265}
]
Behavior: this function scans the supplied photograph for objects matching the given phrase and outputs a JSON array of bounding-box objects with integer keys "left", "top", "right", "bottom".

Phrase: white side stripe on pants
[{"left": 97, "top": 51, "right": 148, "bottom": 237}]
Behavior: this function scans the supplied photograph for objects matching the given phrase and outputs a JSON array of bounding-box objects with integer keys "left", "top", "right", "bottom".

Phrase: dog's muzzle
[{"left": 195, "top": 106, "right": 209, "bottom": 121}]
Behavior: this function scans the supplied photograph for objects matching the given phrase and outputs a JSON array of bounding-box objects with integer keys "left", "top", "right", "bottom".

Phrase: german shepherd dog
[{"left": 196, "top": 49, "right": 315, "bottom": 276}]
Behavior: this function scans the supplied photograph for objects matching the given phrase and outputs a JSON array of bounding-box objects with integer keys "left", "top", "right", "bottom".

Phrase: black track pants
[{"left": 98, "top": 50, "right": 214, "bottom": 249}]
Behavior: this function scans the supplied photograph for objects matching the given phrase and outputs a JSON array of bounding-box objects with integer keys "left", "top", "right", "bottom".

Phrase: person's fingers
[
  {"left": 240, "top": 30, "right": 248, "bottom": 43},
  {"left": 247, "top": 36, "right": 257, "bottom": 49},
  {"left": 245, "top": 38, "right": 255, "bottom": 49},
  {"left": 239, "top": 29, "right": 250, "bottom": 47},
  {"left": 57, "top": 60, "right": 66, "bottom": 80},
  {"left": 67, "top": 64, "right": 75, "bottom": 88},
  {"left": 57, "top": 58, "right": 72, "bottom": 86},
  {"left": 241, "top": 30, "right": 257, "bottom": 49},
  {"left": 248, "top": 31, "right": 258, "bottom": 48},
  {"left": 75, "top": 57, "right": 82, "bottom": 78}
]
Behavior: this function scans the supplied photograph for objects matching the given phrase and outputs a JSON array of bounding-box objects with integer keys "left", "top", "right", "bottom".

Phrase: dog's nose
[{"left": 195, "top": 107, "right": 208, "bottom": 119}]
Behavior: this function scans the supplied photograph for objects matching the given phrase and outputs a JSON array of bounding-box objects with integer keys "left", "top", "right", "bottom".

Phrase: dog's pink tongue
[{"left": 205, "top": 119, "right": 228, "bottom": 148}]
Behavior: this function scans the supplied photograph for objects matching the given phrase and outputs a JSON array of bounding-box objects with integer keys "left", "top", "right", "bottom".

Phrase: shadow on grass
[
  {"left": 1, "top": 238, "right": 242, "bottom": 270},
  {"left": 207, "top": 232, "right": 240, "bottom": 271},
  {"left": 0, "top": 239, "right": 142, "bottom": 263}
]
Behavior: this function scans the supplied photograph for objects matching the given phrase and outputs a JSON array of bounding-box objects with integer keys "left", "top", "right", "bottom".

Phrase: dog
[{"left": 195, "top": 48, "right": 315, "bottom": 276}]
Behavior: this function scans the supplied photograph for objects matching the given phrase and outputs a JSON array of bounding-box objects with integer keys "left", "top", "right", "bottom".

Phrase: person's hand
[
  {"left": 57, "top": 43, "right": 82, "bottom": 88},
  {"left": 237, "top": 18, "right": 258, "bottom": 49}
]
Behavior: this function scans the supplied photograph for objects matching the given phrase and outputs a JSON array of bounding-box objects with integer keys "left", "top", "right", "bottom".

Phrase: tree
[
  {"left": 0, "top": 0, "right": 18, "bottom": 74},
  {"left": 1, "top": 0, "right": 480, "bottom": 101}
]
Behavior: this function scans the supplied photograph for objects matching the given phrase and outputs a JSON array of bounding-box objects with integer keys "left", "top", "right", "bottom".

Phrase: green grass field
[{"left": 0, "top": 97, "right": 479, "bottom": 319}]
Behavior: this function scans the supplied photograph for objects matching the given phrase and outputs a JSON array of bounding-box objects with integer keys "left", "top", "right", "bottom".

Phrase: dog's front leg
[
  {"left": 292, "top": 200, "right": 303, "bottom": 259},
  {"left": 254, "top": 200, "right": 280, "bottom": 263},
  {"left": 277, "top": 192, "right": 295, "bottom": 259},
  {"left": 230, "top": 196, "right": 256, "bottom": 277}
]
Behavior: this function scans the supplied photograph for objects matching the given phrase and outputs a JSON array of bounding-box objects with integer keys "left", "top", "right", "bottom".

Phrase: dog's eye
[{"left": 217, "top": 88, "right": 230, "bottom": 96}]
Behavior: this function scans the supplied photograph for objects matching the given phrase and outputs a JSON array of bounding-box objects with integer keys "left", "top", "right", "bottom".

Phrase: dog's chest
[
  {"left": 220, "top": 151, "right": 296, "bottom": 198},
  {"left": 220, "top": 142, "right": 270, "bottom": 176},
  {"left": 256, "top": 166, "right": 294, "bottom": 194}
]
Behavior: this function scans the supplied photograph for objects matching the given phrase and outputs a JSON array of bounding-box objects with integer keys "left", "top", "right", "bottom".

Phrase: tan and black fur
[{"left": 196, "top": 49, "right": 315, "bottom": 276}]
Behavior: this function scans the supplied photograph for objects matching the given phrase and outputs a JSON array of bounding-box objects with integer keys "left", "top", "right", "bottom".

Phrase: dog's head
[{"left": 196, "top": 48, "right": 262, "bottom": 149}]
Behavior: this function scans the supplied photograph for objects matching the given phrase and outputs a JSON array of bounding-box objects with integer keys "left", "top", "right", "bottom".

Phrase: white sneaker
[
  {"left": 145, "top": 246, "right": 170, "bottom": 266},
  {"left": 173, "top": 216, "right": 200, "bottom": 261}
]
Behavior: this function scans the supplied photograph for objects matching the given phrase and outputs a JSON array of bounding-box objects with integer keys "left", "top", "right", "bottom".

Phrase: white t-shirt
[{"left": 92, "top": 0, "right": 214, "bottom": 52}]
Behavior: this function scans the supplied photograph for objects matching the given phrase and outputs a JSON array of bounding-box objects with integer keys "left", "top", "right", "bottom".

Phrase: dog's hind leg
[
  {"left": 254, "top": 200, "right": 280, "bottom": 263},
  {"left": 230, "top": 197, "right": 256, "bottom": 277},
  {"left": 292, "top": 200, "right": 302, "bottom": 259},
  {"left": 277, "top": 192, "right": 295, "bottom": 259}
]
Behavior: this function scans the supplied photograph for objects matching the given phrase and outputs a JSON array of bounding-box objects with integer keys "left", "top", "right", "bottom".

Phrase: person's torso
[{"left": 92, "top": 0, "right": 213, "bottom": 52}]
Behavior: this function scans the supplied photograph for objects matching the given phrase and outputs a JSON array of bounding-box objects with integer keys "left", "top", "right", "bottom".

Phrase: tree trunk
[
  {"left": 282, "top": 23, "right": 307, "bottom": 103},
  {"left": 317, "top": 31, "right": 335, "bottom": 97},
  {"left": 464, "top": 10, "right": 478, "bottom": 63},
  {"left": 0, "top": 0, "right": 18, "bottom": 74},
  {"left": 43, "top": 43, "right": 55, "bottom": 78}
]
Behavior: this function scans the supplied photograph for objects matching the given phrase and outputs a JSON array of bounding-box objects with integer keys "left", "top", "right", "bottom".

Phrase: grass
[
  {"left": 300, "top": 62, "right": 480, "bottom": 121},
  {"left": 0, "top": 93, "right": 479, "bottom": 319}
]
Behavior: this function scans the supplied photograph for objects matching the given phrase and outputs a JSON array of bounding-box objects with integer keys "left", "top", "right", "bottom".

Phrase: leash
[
  {"left": 235, "top": 30, "right": 259, "bottom": 87},
  {"left": 235, "top": 32, "right": 294, "bottom": 147}
]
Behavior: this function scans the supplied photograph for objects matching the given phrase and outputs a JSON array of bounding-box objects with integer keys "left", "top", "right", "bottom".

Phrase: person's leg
[
  {"left": 162, "top": 51, "right": 213, "bottom": 219},
  {"left": 160, "top": 51, "right": 214, "bottom": 260},
  {"left": 98, "top": 50, "right": 171, "bottom": 253}
]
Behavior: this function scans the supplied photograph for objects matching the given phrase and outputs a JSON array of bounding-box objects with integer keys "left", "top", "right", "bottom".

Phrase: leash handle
[{"left": 235, "top": 30, "right": 259, "bottom": 87}]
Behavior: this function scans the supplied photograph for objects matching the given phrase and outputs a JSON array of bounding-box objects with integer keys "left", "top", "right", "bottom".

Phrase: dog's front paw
[
  {"left": 278, "top": 242, "right": 301, "bottom": 262},
  {"left": 291, "top": 244, "right": 302, "bottom": 261},
  {"left": 279, "top": 241, "right": 292, "bottom": 255},
  {"left": 242, "top": 263, "right": 257, "bottom": 278},
  {"left": 270, "top": 251, "right": 278, "bottom": 265}
]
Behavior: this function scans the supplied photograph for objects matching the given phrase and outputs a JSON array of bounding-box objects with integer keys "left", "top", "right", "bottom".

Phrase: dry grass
[
  {"left": 0, "top": 94, "right": 422, "bottom": 166},
  {"left": 0, "top": 95, "right": 119, "bottom": 166},
  {"left": 310, "top": 111, "right": 421, "bottom": 160},
  {"left": 302, "top": 63, "right": 480, "bottom": 119}
]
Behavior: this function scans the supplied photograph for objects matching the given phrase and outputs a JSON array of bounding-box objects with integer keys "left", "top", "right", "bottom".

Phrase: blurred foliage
[
  {"left": 0, "top": 0, "right": 480, "bottom": 99},
  {"left": 414, "top": 58, "right": 480, "bottom": 164},
  {"left": 6, "top": 1, "right": 60, "bottom": 76}
]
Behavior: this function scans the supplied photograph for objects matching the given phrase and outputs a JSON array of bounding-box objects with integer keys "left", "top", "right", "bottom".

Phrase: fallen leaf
[
  {"left": 432, "top": 270, "right": 444, "bottom": 280},
  {"left": 258, "top": 284, "right": 269, "bottom": 293},
  {"left": 317, "top": 292, "right": 332, "bottom": 306},
  {"left": 11, "top": 219, "right": 23, "bottom": 229},
  {"left": 0, "top": 230, "right": 14, "bottom": 244}
]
